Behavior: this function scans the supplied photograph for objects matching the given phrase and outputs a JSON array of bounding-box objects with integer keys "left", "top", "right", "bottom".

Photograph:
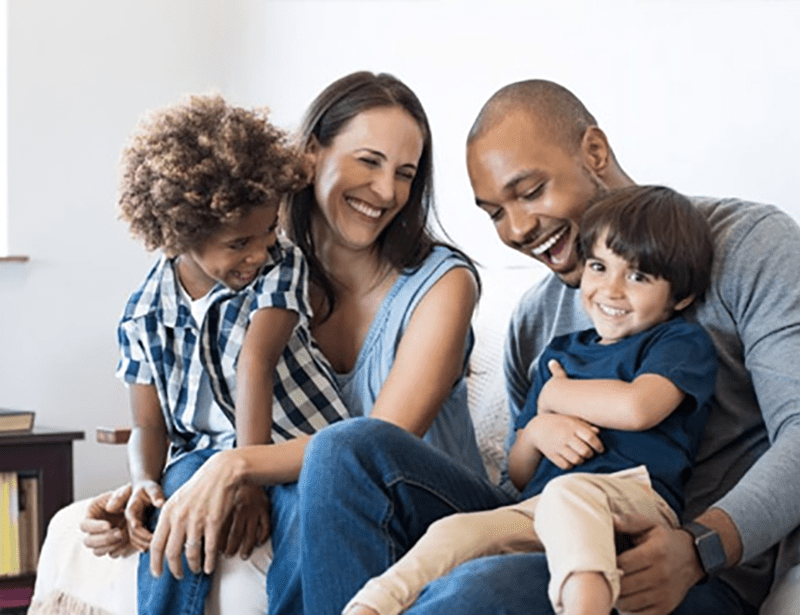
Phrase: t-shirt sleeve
[
  {"left": 250, "top": 238, "right": 311, "bottom": 323},
  {"left": 636, "top": 321, "right": 717, "bottom": 412},
  {"left": 115, "top": 318, "right": 154, "bottom": 385}
]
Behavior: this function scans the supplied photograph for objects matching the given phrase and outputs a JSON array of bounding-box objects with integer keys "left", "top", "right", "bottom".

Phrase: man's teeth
[
  {"left": 531, "top": 227, "right": 567, "bottom": 256},
  {"left": 347, "top": 197, "right": 382, "bottom": 219},
  {"left": 598, "top": 303, "right": 628, "bottom": 317}
]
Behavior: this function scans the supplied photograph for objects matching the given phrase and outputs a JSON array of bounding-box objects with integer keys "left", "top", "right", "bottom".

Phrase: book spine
[
  {"left": 0, "top": 472, "right": 21, "bottom": 576},
  {"left": 18, "top": 476, "right": 39, "bottom": 573}
]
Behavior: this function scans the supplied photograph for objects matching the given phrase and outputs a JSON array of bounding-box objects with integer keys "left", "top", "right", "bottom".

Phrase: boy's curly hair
[{"left": 118, "top": 94, "right": 308, "bottom": 257}]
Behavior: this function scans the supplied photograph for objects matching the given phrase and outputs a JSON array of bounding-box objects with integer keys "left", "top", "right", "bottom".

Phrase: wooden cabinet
[{"left": 0, "top": 427, "right": 84, "bottom": 613}]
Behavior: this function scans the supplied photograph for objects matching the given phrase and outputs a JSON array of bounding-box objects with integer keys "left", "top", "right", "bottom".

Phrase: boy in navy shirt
[{"left": 345, "top": 185, "right": 716, "bottom": 615}]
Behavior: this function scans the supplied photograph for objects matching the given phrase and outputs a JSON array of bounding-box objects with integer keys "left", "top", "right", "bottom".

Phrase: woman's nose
[{"left": 371, "top": 170, "right": 395, "bottom": 204}]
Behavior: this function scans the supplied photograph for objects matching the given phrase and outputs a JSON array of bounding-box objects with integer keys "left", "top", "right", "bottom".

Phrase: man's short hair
[{"left": 468, "top": 79, "right": 597, "bottom": 153}]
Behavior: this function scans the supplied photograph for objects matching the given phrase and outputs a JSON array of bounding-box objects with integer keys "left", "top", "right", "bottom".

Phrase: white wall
[{"left": 2, "top": 0, "right": 799, "bottom": 498}]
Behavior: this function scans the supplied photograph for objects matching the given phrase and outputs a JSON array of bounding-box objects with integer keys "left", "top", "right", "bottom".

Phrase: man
[{"left": 298, "top": 80, "right": 800, "bottom": 615}]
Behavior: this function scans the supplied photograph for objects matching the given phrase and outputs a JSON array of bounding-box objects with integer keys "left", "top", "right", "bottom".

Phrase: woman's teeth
[{"left": 347, "top": 197, "right": 382, "bottom": 219}]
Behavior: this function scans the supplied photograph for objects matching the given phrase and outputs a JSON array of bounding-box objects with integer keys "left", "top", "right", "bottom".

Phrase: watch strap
[{"left": 682, "top": 521, "right": 727, "bottom": 578}]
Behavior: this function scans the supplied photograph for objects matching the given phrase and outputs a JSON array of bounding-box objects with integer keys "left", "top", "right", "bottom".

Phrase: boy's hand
[
  {"left": 80, "top": 483, "right": 135, "bottom": 558},
  {"left": 221, "top": 483, "right": 271, "bottom": 559},
  {"left": 526, "top": 413, "right": 603, "bottom": 470},
  {"left": 537, "top": 359, "right": 570, "bottom": 414},
  {"left": 126, "top": 479, "right": 165, "bottom": 552}
]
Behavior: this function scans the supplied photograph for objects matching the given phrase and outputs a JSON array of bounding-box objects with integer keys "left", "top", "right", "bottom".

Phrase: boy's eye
[
  {"left": 587, "top": 260, "right": 604, "bottom": 272},
  {"left": 227, "top": 239, "right": 248, "bottom": 250},
  {"left": 629, "top": 271, "right": 649, "bottom": 283}
]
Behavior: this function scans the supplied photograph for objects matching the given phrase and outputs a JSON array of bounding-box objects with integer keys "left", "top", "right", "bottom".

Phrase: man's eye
[
  {"left": 522, "top": 184, "right": 545, "bottom": 201},
  {"left": 228, "top": 240, "right": 247, "bottom": 250}
]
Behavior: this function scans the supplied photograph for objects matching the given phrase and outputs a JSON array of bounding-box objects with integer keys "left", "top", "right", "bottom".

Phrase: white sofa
[{"left": 28, "top": 269, "right": 798, "bottom": 614}]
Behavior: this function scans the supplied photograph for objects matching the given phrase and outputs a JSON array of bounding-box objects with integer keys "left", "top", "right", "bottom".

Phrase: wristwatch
[{"left": 681, "top": 521, "right": 727, "bottom": 578}]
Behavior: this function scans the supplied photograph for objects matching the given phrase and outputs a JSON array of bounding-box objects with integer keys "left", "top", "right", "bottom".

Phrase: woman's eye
[
  {"left": 360, "top": 157, "right": 380, "bottom": 167},
  {"left": 396, "top": 170, "right": 415, "bottom": 182}
]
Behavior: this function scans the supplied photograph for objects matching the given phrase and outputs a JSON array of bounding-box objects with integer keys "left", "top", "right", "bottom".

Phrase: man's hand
[
  {"left": 614, "top": 512, "right": 704, "bottom": 615},
  {"left": 80, "top": 483, "right": 135, "bottom": 558},
  {"left": 526, "top": 413, "right": 603, "bottom": 470},
  {"left": 221, "top": 483, "right": 271, "bottom": 558}
]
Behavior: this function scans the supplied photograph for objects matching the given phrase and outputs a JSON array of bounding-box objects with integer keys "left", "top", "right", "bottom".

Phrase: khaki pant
[{"left": 345, "top": 466, "right": 678, "bottom": 615}]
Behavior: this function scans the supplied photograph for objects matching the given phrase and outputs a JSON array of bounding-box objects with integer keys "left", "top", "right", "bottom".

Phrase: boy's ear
[{"left": 673, "top": 294, "right": 695, "bottom": 312}]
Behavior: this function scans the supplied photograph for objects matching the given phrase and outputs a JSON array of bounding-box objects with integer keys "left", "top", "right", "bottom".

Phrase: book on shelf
[
  {"left": 0, "top": 409, "right": 35, "bottom": 433},
  {"left": 0, "top": 472, "right": 21, "bottom": 577},
  {"left": 17, "top": 475, "right": 40, "bottom": 573}
]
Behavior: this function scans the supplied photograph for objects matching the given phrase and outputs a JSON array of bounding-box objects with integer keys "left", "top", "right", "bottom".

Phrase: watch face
[{"left": 696, "top": 530, "right": 726, "bottom": 575}]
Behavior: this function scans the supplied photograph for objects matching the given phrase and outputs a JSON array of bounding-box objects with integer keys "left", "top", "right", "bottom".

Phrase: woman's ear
[
  {"left": 304, "top": 135, "right": 320, "bottom": 182},
  {"left": 673, "top": 294, "right": 695, "bottom": 313}
]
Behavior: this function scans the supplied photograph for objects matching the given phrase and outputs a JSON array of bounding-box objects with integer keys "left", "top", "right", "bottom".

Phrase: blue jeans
[
  {"left": 266, "top": 482, "right": 302, "bottom": 615},
  {"left": 137, "top": 448, "right": 218, "bottom": 615},
  {"left": 297, "top": 418, "right": 758, "bottom": 615}
]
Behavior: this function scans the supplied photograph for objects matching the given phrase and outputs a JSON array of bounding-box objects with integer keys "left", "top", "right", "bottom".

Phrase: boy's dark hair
[
  {"left": 118, "top": 94, "right": 308, "bottom": 257},
  {"left": 287, "top": 71, "right": 476, "bottom": 320},
  {"left": 579, "top": 185, "right": 713, "bottom": 303}
]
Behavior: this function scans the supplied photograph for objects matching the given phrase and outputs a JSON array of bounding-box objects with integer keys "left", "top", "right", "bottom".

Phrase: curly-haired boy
[{"left": 115, "top": 94, "right": 349, "bottom": 614}]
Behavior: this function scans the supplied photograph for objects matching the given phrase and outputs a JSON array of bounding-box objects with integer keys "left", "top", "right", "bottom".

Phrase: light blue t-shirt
[{"left": 327, "top": 246, "right": 486, "bottom": 477}]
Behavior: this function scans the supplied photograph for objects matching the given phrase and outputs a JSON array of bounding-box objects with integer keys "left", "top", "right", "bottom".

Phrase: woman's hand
[
  {"left": 79, "top": 483, "right": 135, "bottom": 558},
  {"left": 526, "top": 413, "right": 603, "bottom": 470},
  {"left": 126, "top": 479, "right": 165, "bottom": 552},
  {"left": 149, "top": 449, "right": 245, "bottom": 578}
]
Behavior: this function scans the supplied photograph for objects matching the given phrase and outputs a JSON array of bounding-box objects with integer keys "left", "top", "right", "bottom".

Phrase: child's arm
[
  {"left": 235, "top": 307, "right": 299, "bottom": 446},
  {"left": 125, "top": 382, "right": 168, "bottom": 552},
  {"left": 538, "top": 359, "right": 686, "bottom": 431},
  {"left": 508, "top": 414, "right": 603, "bottom": 491}
]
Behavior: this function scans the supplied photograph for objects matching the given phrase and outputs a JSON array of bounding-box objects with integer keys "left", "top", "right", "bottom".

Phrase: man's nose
[{"left": 504, "top": 207, "right": 538, "bottom": 249}]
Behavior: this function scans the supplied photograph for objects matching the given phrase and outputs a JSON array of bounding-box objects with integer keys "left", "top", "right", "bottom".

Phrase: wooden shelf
[{"left": 0, "top": 426, "right": 84, "bottom": 612}]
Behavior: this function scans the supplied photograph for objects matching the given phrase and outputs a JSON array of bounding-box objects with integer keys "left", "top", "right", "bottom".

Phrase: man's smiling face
[{"left": 467, "top": 109, "right": 606, "bottom": 287}]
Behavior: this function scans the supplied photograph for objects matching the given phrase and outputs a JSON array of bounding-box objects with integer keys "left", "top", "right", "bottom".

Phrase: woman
[{"left": 78, "top": 71, "right": 484, "bottom": 615}]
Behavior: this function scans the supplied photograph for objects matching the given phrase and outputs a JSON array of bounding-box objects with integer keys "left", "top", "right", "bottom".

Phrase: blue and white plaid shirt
[{"left": 116, "top": 235, "right": 349, "bottom": 466}]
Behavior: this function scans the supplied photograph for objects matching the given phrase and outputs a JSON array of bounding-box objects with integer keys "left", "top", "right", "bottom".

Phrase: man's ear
[
  {"left": 581, "top": 126, "right": 612, "bottom": 176},
  {"left": 673, "top": 294, "right": 696, "bottom": 312}
]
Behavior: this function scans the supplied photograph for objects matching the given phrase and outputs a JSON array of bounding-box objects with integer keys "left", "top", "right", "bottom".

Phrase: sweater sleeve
[{"left": 712, "top": 209, "right": 800, "bottom": 561}]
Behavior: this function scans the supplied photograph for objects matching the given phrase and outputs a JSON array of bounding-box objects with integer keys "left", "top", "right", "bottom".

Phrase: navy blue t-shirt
[{"left": 516, "top": 317, "right": 717, "bottom": 514}]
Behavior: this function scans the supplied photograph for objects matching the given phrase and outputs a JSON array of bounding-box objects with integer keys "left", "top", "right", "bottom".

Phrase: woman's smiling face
[{"left": 309, "top": 105, "right": 424, "bottom": 253}]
